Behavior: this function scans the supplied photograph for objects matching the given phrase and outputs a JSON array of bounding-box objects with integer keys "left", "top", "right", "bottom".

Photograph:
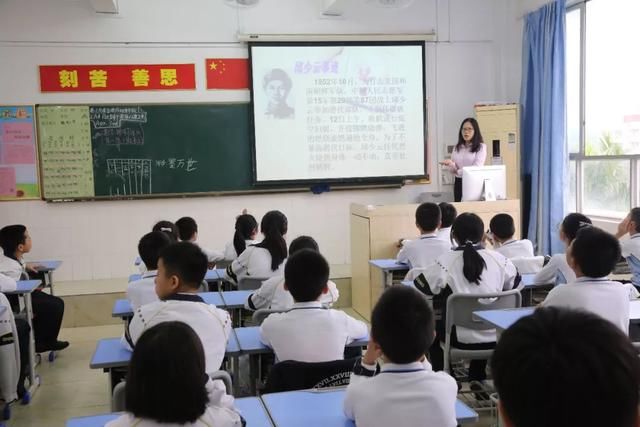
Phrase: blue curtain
[{"left": 521, "top": 0, "right": 567, "bottom": 255}]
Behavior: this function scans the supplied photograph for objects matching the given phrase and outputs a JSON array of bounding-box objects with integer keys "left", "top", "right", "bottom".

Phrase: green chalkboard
[{"left": 37, "top": 103, "right": 255, "bottom": 199}]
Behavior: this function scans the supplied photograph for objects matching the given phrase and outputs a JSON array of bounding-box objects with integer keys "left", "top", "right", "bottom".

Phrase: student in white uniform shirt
[
  {"left": 491, "top": 307, "right": 640, "bottom": 427},
  {"left": 225, "top": 210, "right": 288, "bottom": 284},
  {"left": 124, "top": 242, "right": 231, "bottom": 374},
  {"left": 175, "top": 216, "right": 225, "bottom": 266},
  {"left": 533, "top": 213, "right": 592, "bottom": 285},
  {"left": 616, "top": 207, "right": 640, "bottom": 288},
  {"left": 260, "top": 249, "right": 368, "bottom": 362},
  {"left": 419, "top": 213, "right": 518, "bottom": 385},
  {"left": 137, "top": 221, "right": 179, "bottom": 274},
  {"left": 223, "top": 213, "right": 258, "bottom": 261},
  {"left": 397, "top": 203, "right": 451, "bottom": 269},
  {"left": 246, "top": 236, "right": 339, "bottom": 311},
  {"left": 543, "top": 226, "right": 632, "bottom": 334},
  {"left": 437, "top": 202, "right": 458, "bottom": 248},
  {"left": 126, "top": 231, "right": 172, "bottom": 311},
  {"left": 488, "top": 214, "right": 534, "bottom": 258},
  {"left": 107, "top": 322, "right": 241, "bottom": 427},
  {"left": 344, "top": 286, "right": 458, "bottom": 427}
]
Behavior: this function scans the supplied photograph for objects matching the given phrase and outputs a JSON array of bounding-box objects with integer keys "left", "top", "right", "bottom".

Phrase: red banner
[
  {"left": 206, "top": 58, "right": 249, "bottom": 90},
  {"left": 39, "top": 64, "right": 196, "bottom": 92}
]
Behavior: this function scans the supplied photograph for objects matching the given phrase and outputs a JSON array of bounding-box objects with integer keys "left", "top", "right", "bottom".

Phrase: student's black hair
[
  {"left": 630, "top": 207, "right": 640, "bottom": 233},
  {"left": 284, "top": 249, "right": 329, "bottom": 302},
  {"left": 125, "top": 321, "right": 209, "bottom": 424},
  {"left": 439, "top": 202, "right": 458, "bottom": 228},
  {"left": 455, "top": 117, "right": 484, "bottom": 153},
  {"left": 571, "top": 227, "right": 621, "bottom": 278},
  {"left": 175, "top": 216, "right": 198, "bottom": 241},
  {"left": 489, "top": 213, "right": 516, "bottom": 241},
  {"left": 254, "top": 210, "right": 288, "bottom": 271},
  {"left": 138, "top": 232, "right": 172, "bottom": 271},
  {"left": 158, "top": 242, "right": 207, "bottom": 289},
  {"left": 0, "top": 224, "right": 27, "bottom": 262},
  {"left": 289, "top": 235, "right": 319, "bottom": 255},
  {"left": 152, "top": 220, "right": 179, "bottom": 242},
  {"left": 452, "top": 213, "right": 487, "bottom": 285},
  {"left": 415, "top": 203, "right": 441, "bottom": 233},
  {"left": 233, "top": 213, "right": 258, "bottom": 257},
  {"left": 491, "top": 307, "right": 640, "bottom": 427},
  {"left": 371, "top": 286, "right": 434, "bottom": 364},
  {"left": 560, "top": 213, "right": 592, "bottom": 243}
]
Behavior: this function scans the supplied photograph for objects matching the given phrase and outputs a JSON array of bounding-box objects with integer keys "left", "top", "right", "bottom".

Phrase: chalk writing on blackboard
[
  {"left": 89, "top": 106, "right": 147, "bottom": 129},
  {"left": 155, "top": 157, "right": 198, "bottom": 172},
  {"left": 106, "top": 158, "right": 152, "bottom": 196},
  {"left": 92, "top": 127, "right": 144, "bottom": 145}
]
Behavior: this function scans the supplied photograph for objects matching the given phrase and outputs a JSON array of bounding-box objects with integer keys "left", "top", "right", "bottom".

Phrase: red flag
[{"left": 206, "top": 58, "right": 249, "bottom": 90}]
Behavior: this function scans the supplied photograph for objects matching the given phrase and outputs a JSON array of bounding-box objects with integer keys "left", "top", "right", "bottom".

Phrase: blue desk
[
  {"left": 473, "top": 308, "right": 536, "bottom": 333},
  {"left": 236, "top": 396, "right": 273, "bottom": 426},
  {"left": 66, "top": 413, "right": 120, "bottom": 427},
  {"left": 261, "top": 389, "right": 479, "bottom": 426},
  {"left": 112, "top": 292, "right": 226, "bottom": 319},
  {"left": 369, "top": 259, "right": 409, "bottom": 288},
  {"left": 221, "top": 290, "right": 252, "bottom": 310},
  {"left": 32, "top": 260, "right": 62, "bottom": 295}
]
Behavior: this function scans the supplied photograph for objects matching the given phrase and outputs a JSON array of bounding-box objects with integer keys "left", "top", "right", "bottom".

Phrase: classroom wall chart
[{"left": 0, "top": 106, "right": 40, "bottom": 200}]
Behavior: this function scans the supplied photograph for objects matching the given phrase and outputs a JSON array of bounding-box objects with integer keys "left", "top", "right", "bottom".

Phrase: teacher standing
[{"left": 440, "top": 117, "right": 487, "bottom": 202}]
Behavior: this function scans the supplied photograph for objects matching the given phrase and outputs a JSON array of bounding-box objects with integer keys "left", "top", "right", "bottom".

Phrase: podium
[{"left": 350, "top": 200, "right": 521, "bottom": 320}]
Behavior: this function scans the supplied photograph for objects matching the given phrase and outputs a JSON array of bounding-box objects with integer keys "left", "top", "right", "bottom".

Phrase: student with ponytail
[
  {"left": 223, "top": 213, "right": 258, "bottom": 261},
  {"left": 419, "top": 213, "right": 518, "bottom": 386},
  {"left": 224, "top": 210, "right": 288, "bottom": 284}
]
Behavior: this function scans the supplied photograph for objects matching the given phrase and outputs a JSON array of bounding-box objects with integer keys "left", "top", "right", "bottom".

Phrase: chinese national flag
[{"left": 206, "top": 58, "right": 249, "bottom": 90}]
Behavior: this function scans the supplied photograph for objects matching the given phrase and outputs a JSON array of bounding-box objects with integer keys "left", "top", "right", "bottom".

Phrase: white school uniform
[
  {"left": 105, "top": 378, "right": 242, "bottom": 427},
  {"left": 534, "top": 253, "right": 575, "bottom": 285},
  {"left": 124, "top": 295, "right": 231, "bottom": 374},
  {"left": 344, "top": 359, "right": 457, "bottom": 427},
  {"left": 224, "top": 245, "right": 284, "bottom": 284},
  {"left": 126, "top": 270, "right": 159, "bottom": 311},
  {"left": 422, "top": 248, "right": 518, "bottom": 343},
  {"left": 437, "top": 226, "right": 454, "bottom": 246},
  {"left": 223, "top": 240, "right": 258, "bottom": 261},
  {"left": 259, "top": 301, "right": 368, "bottom": 362},
  {"left": 494, "top": 239, "right": 535, "bottom": 259},
  {"left": 245, "top": 276, "right": 339, "bottom": 310},
  {"left": 0, "top": 254, "right": 24, "bottom": 281},
  {"left": 543, "top": 277, "right": 631, "bottom": 334},
  {"left": 0, "top": 292, "right": 20, "bottom": 403},
  {"left": 0, "top": 272, "right": 17, "bottom": 292},
  {"left": 396, "top": 233, "right": 451, "bottom": 269},
  {"left": 621, "top": 234, "right": 640, "bottom": 286},
  {"left": 195, "top": 241, "right": 225, "bottom": 264}
]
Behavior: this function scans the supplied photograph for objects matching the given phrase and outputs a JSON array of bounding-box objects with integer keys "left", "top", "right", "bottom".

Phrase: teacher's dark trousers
[{"left": 454, "top": 177, "right": 463, "bottom": 202}]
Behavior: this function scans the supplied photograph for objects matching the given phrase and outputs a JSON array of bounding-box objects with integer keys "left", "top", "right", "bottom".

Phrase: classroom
[{"left": 1, "top": 0, "right": 639, "bottom": 426}]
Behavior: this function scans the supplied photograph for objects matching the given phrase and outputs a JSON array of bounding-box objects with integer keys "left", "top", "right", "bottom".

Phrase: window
[{"left": 566, "top": 0, "right": 640, "bottom": 219}]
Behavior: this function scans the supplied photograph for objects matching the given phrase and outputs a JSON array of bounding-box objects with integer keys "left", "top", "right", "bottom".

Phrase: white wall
[{"left": 0, "top": 0, "right": 521, "bottom": 281}]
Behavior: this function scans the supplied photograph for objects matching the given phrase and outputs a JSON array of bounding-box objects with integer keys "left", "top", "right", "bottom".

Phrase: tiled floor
[{"left": 8, "top": 321, "right": 495, "bottom": 427}]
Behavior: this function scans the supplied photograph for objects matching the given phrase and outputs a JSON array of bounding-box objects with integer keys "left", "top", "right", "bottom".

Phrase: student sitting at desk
[
  {"left": 124, "top": 242, "right": 231, "bottom": 374},
  {"left": 225, "top": 210, "right": 288, "bottom": 284},
  {"left": 245, "top": 235, "right": 339, "bottom": 311},
  {"left": 0, "top": 225, "right": 68, "bottom": 353},
  {"left": 126, "top": 231, "right": 172, "bottom": 311},
  {"left": 137, "top": 220, "right": 179, "bottom": 274},
  {"left": 344, "top": 286, "right": 458, "bottom": 427},
  {"left": 0, "top": 272, "right": 29, "bottom": 400},
  {"left": 223, "top": 212, "right": 258, "bottom": 261},
  {"left": 491, "top": 307, "right": 640, "bottom": 427},
  {"left": 616, "top": 207, "right": 640, "bottom": 287},
  {"left": 419, "top": 213, "right": 518, "bottom": 387},
  {"left": 175, "top": 216, "right": 225, "bottom": 266},
  {"left": 437, "top": 202, "right": 458, "bottom": 247},
  {"left": 107, "top": 322, "right": 241, "bottom": 427},
  {"left": 533, "top": 213, "right": 591, "bottom": 285},
  {"left": 488, "top": 214, "right": 534, "bottom": 258},
  {"left": 542, "top": 226, "right": 635, "bottom": 334},
  {"left": 397, "top": 203, "right": 451, "bottom": 270},
  {"left": 260, "top": 249, "right": 367, "bottom": 362}
]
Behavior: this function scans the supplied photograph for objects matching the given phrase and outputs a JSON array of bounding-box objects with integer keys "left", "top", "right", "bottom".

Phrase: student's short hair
[
  {"left": 489, "top": 213, "right": 515, "bottom": 240},
  {"left": 561, "top": 213, "right": 592, "bottom": 242},
  {"left": 263, "top": 68, "right": 292, "bottom": 91},
  {"left": 175, "top": 217, "right": 198, "bottom": 241},
  {"left": 571, "top": 227, "right": 620, "bottom": 277},
  {"left": 491, "top": 307, "right": 640, "bottom": 427},
  {"left": 288, "top": 235, "right": 319, "bottom": 255},
  {"left": 125, "top": 321, "right": 209, "bottom": 423},
  {"left": 439, "top": 202, "right": 457, "bottom": 228},
  {"left": 371, "top": 286, "right": 434, "bottom": 364},
  {"left": 0, "top": 224, "right": 27, "bottom": 259},
  {"left": 138, "top": 232, "right": 172, "bottom": 271},
  {"left": 152, "top": 220, "right": 179, "bottom": 242},
  {"left": 158, "top": 242, "right": 207, "bottom": 289},
  {"left": 630, "top": 207, "right": 640, "bottom": 233},
  {"left": 415, "top": 203, "right": 441, "bottom": 232},
  {"left": 284, "top": 249, "right": 329, "bottom": 302}
]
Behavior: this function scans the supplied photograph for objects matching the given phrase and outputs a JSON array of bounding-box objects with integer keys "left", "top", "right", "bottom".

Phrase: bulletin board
[{"left": 0, "top": 106, "right": 40, "bottom": 200}]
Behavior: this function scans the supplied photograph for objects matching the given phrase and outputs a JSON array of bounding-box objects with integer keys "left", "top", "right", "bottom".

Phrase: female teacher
[{"left": 440, "top": 117, "right": 487, "bottom": 202}]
